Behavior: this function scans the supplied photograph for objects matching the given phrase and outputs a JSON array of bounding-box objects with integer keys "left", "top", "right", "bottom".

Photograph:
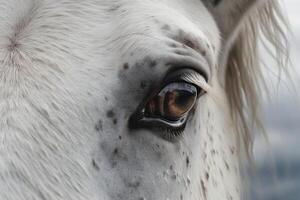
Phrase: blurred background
[{"left": 251, "top": 0, "right": 300, "bottom": 199}]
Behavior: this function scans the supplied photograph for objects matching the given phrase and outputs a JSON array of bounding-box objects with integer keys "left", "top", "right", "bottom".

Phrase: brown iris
[{"left": 145, "top": 82, "right": 197, "bottom": 121}]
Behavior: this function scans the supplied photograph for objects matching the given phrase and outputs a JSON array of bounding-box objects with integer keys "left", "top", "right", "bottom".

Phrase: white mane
[{"left": 225, "top": 1, "right": 289, "bottom": 157}]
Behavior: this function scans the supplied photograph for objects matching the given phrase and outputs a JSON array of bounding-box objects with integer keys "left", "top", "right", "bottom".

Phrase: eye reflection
[{"left": 145, "top": 82, "right": 197, "bottom": 121}]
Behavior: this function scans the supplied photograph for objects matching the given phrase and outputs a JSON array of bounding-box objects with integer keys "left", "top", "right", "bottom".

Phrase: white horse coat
[{"left": 0, "top": 0, "right": 287, "bottom": 200}]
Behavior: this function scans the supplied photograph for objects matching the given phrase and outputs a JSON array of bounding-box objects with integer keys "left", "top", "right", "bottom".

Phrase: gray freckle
[
  {"left": 187, "top": 177, "right": 191, "bottom": 185},
  {"left": 95, "top": 120, "right": 103, "bottom": 131},
  {"left": 230, "top": 147, "right": 235, "bottom": 154},
  {"left": 87, "top": 92, "right": 92, "bottom": 96},
  {"left": 170, "top": 43, "right": 177, "bottom": 48},
  {"left": 106, "top": 110, "right": 115, "bottom": 118},
  {"left": 205, "top": 172, "right": 209, "bottom": 181},
  {"left": 153, "top": 19, "right": 159, "bottom": 24},
  {"left": 113, "top": 148, "right": 118, "bottom": 155},
  {"left": 113, "top": 118, "right": 118, "bottom": 124},
  {"left": 225, "top": 161, "right": 230, "bottom": 170},
  {"left": 118, "top": 135, "right": 122, "bottom": 140},
  {"left": 186, "top": 156, "right": 190, "bottom": 167},
  {"left": 140, "top": 81, "right": 147, "bottom": 89},
  {"left": 180, "top": 194, "right": 183, "bottom": 200},
  {"left": 149, "top": 60, "right": 157, "bottom": 68},
  {"left": 92, "top": 159, "right": 100, "bottom": 171},
  {"left": 155, "top": 151, "right": 162, "bottom": 160},
  {"left": 161, "top": 24, "right": 170, "bottom": 31},
  {"left": 212, "top": 45, "right": 216, "bottom": 52},
  {"left": 211, "top": 149, "right": 216, "bottom": 155},
  {"left": 169, "top": 165, "right": 173, "bottom": 170},
  {"left": 108, "top": 5, "right": 120, "bottom": 11},
  {"left": 104, "top": 96, "right": 109, "bottom": 101},
  {"left": 171, "top": 174, "right": 177, "bottom": 180},
  {"left": 126, "top": 178, "right": 141, "bottom": 188},
  {"left": 123, "top": 63, "right": 129, "bottom": 70}
]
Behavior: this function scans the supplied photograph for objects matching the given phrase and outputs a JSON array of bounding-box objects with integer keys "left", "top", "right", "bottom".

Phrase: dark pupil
[{"left": 145, "top": 82, "right": 197, "bottom": 121}]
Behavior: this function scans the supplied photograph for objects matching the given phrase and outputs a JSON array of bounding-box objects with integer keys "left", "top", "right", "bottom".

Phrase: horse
[{"left": 0, "top": 0, "right": 288, "bottom": 199}]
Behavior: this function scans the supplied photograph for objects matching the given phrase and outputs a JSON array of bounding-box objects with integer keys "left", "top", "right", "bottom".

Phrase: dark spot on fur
[
  {"left": 209, "top": 135, "right": 213, "bottom": 142},
  {"left": 149, "top": 60, "right": 157, "bottom": 68},
  {"left": 230, "top": 147, "right": 235, "bottom": 154},
  {"left": 161, "top": 24, "right": 170, "bottom": 31},
  {"left": 128, "top": 181, "right": 140, "bottom": 188},
  {"left": 140, "top": 81, "right": 147, "bottom": 89},
  {"left": 170, "top": 43, "right": 177, "bottom": 48},
  {"left": 126, "top": 179, "right": 141, "bottom": 188},
  {"left": 95, "top": 120, "right": 103, "bottom": 131},
  {"left": 107, "top": 110, "right": 115, "bottom": 118},
  {"left": 123, "top": 63, "right": 129, "bottom": 70},
  {"left": 113, "top": 148, "right": 118, "bottom": 155},
  {"left": 118, "top": 135, "right": 122, "bottom": 140},
  {"left": 180, "top": 194, "right": 183, "bottom": 200},
  {"left": 186, "top": 156, "right": 190, "bottom": 167},
  {"left": 205, "top": 172, "right": 210, "bottom": 181},
  {"left": 211, "top": 149, "right": 216, "bottom": 155},
  {"left": 187, "top": 177, "right": 191, "bottom": 185},
  {"left": 219, "top": 169, "right": 224, "bottom": 178},
  {"left": 104, "top": 96, "right": 109, "bottom": 101},
  {"left": 225, "top": 161, "right": 230, "bottom": 170},
  {"left": 108, "top": 5, "right": 121, "bottom": 11},
  {"left": 113, "top": 118, "right": 118, "bottom": 124},
  {"left": 92, "top": 159, "right": 100, "bottom": 171}
]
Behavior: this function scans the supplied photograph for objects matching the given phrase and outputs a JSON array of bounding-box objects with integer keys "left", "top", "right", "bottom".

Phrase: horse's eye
[
  {"left": 129, "top": 68, "right": 207, "bottom": 141},
  {"left": 145, "top": 82, "right": 197, "bottom": 121}
]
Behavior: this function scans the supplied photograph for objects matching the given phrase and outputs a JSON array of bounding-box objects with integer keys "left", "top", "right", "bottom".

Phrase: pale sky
[{"left": 252, "top": 1, "right": 300, "bottom": 199}]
